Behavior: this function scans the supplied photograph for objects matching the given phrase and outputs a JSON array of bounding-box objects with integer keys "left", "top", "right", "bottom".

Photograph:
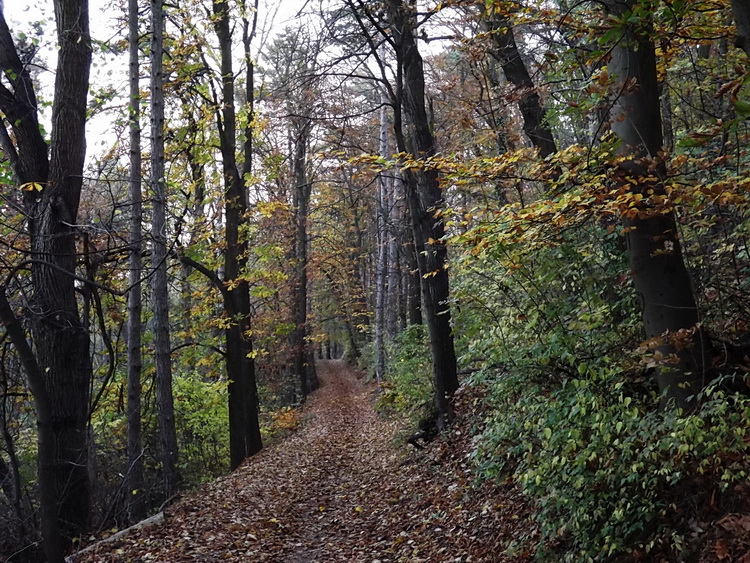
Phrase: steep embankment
[{"left": 71, "top": 360, "right": 532, "bottom": 562}]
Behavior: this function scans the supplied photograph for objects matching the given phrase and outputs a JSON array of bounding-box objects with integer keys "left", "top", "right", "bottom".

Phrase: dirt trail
[{"left": 73, "top": 361, "right": 529, "bottom": 562}]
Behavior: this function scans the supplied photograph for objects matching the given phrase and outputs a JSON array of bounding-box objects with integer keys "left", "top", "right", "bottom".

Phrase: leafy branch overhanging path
[{"left": 72, "top": 360, "right": 532, "bottom": 562}]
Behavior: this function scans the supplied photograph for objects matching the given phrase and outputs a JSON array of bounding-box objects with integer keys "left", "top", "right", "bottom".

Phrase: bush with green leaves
[
  {"left": 375, "top": 324, "right": 433, "bottom": 419},
  {"left": 173, "top": 374, "right": 230, "bottom": 485},
  {"left": 452, "top": 221, "right": 639, "bottom": 385},
  {"left": 474, "top": 369, "right": 750, "bottom": 560},
  {"left": 451, "top": 219, "right": 750, "bottom": 559}
]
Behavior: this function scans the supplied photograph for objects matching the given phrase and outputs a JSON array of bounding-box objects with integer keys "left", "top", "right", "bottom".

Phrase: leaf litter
[{"left": 71, "top": 360, "right": 534, "bottom": 562}]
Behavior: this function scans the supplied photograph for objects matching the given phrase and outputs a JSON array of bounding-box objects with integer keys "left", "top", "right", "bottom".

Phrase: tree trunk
[
  {"left": 1, "top": 386, "right": 26, "bottom": 545},
  {"left": 386, "top": 173, "right": 403, "bottom": 338},
  {"left": 0, "top": 1, "right": 93, "bottom": 558},
  {"left": 150, "top": 0, "right": 179, "bottom": 497},
  {"left": 480, "top": 2, "right": 557, "bottom": 157},
  {"left": 387, "top": 0, "right": 458, "bottom": 420},
  {"left": 374, "top": 96, "right": 390, "bottom": 383},
  {"left": 213, "top": 0, "right": 262, "bottom": 468},
  {"left": 404, "top": 209, "right": 422, "bottom": 326},
  {"left": 126, "top": 0, "right": 146, "bottom": 525},
  {"left": 291, "top": 117, "right": 317, "bottom": 397},
  {"left": 607, "top": 0, "right": 711, "bottom": 409},
  {"left": 731, "top": 0, "right": 750, "bottom": 58}
]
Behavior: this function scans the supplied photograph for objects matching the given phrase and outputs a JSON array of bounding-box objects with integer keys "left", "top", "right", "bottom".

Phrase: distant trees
[
  {"left": 263, "top": 27, "right": 322, "bottom": 400},
  {"left": 331, "top": 0, "right": 460, "bottom": 422}
]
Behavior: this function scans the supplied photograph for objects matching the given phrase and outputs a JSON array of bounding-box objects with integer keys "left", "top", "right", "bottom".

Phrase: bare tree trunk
[
  {"left": 404, "top": 220, "right": 422, "bottom": 326},
  {"left": 150, "top": 0, "right": 179, "bottom": 497},
  {"left": 212, "top": 0, "right": 262, "bottom": 468},
  {"left": 0, "top": 1, "right": 93, "bottom": 558},
  {"left": 386, "top": 173, "right": 403, "bottom": 338},
  {"left": 387, "top": 0, "right": 458, "bottom": 421},
  {"left": 126, "top": 0, "right": 145, "bottom": 525},
  {"left": 1, "top": 377, "right": 26, "bottom": 544},
  {"left": 479, "top": 2, "right": 557, "bottom": 157},
  {"left": 607, "top": 0, "right": 711, "bottom": 409},
  {"left": 374, "top": 96, "right": 390, "bottom": 383},
  {"left": 291, "top": 117, "right": 316, "bottom": 397}
]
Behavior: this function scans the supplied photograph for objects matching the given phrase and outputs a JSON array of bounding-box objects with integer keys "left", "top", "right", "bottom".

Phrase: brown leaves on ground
[{"left": 71, "top": 360, "right": 534, "bottom": 562}]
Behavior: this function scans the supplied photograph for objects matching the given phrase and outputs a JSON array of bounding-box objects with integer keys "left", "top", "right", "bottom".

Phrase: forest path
[{"left": 73, "top": 361, "right": 531, "bottom": 562}]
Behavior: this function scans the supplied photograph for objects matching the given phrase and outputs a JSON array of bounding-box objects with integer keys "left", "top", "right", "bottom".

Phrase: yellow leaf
[{"left": 20, "top": 182, "right": 44, "bottom": 192}]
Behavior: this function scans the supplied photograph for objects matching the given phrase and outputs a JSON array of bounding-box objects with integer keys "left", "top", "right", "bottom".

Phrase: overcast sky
[{"left": 4, "top": 0, "right": 311, "bottom": 162}]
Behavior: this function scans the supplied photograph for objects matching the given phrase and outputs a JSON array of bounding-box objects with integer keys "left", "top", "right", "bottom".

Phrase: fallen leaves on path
[{"left": 71, "top": 361, "right": 534, "bottom": 562}]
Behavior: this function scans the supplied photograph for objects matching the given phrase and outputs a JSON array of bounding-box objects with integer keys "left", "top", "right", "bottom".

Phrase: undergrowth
[
  {"left": 452, "top": 218, "right": 750, "bottom": 560},
  {"left": 374, "top": 324, "right": 433, "bottom": 423}
]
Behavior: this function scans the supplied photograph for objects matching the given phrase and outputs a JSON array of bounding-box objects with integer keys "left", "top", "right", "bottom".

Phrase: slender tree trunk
[
  {"left": 374, "top": 97, "right": 390, "bottom": 383},
  {"left": 387, "top": 0, "right": 458, "bottom": 421},
  {"left": 241, "top": 0, "right": 263, "bottom": 460},
  {"left": 1, "top": 387, "right": 26, "bottom": 543},
  {"left": 659, "top": 81, "right": 674, "bottom": 152},
  {"left": 404, "top": 219, "right": 422, "bottom": 326},
  {"left": 607, "top": 0, "right": 711, "bottom": 409},
  {"left": 291, "top": 118, "right": 317, "bottom": 397},
  {"left": 386, "top": 174, "right": 403, "bottom": 338},
  {"left": 480, "top": 2, "right": 557, "bottom": 157},
  {"left": 126, "top": 0, "right": 145, "bottom": 525},
  {"left": 150, "top": 0, "right": 179, "bottom": 497}
]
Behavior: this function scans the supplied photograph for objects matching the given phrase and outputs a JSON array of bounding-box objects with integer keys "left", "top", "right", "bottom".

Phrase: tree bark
[
  {"left": 479, "top": 2, "right": 557, "bottom": 157},
  {"left": 386, "top": 173, "right": 403, "bottom": 338},
  {"left": 607, "top": 0, "right": 711, "bottom": 409},
  {"left": 126, "top": 0, "right": 146, "bottom": 525},
  {"left": 731, "top": 0, "right": 750, "bottom": 58},
  {"left": 291, "top": 117, "right": 317, "bottom": 397},
  {"left": 0, "top": 1, "right": 93, "bottom": 558},
  {"left": 1, "top": 377, "right": 26, "bottom": 545},
  {"left": 374, "top": 96, "right": 390, "bottom": 383},
  {"left": 213, "top": 0, "right": 262, "bottom": 468},
  {"left": 150, "top": 0, "right": 179, "bottom": 497},
  {"left": 387, "top": 0, "right": 458, "bottom": 420}
]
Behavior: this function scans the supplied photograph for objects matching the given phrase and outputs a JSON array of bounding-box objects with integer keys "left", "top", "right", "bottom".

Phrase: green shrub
[
  {"left": 475, "top": 369, "right": 750, "bottom": 560},
  {"left": 453, "top": 219, "right": 750, "bottom": 559},
  {"left": 173, "top": 374, "right": 230, "bottom": 485},
  {"left": 376, "top": 324, "right": 433, "bottom": 420}
]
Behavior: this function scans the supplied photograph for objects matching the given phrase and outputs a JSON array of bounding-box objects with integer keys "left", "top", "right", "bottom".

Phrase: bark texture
[
  {"left": 291, "top": 117, "right": 318, "bottom": 398},
  {"left": 213, "top": 0, "right": 262, "bottom": 468},
  {"left": 731, "top": 0, "right": 750, "bottom": 58},
  {"left": 150, "top": 0, "right": 179, "bottom": 497},
  {"left": 0, "top": 2, "right": 93, "bottom": 559},
  {"left": 387, "top": 0, "right": 458, "bottom": 419},
  {"left": 480, "top": 2, "right": 557, "bottom": 157},
  {"left": 126, "top": 0, "right": 146, "bottom": 524},
  {"left": 607, "top": 0, "right": 710, "bottom": 409}
]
